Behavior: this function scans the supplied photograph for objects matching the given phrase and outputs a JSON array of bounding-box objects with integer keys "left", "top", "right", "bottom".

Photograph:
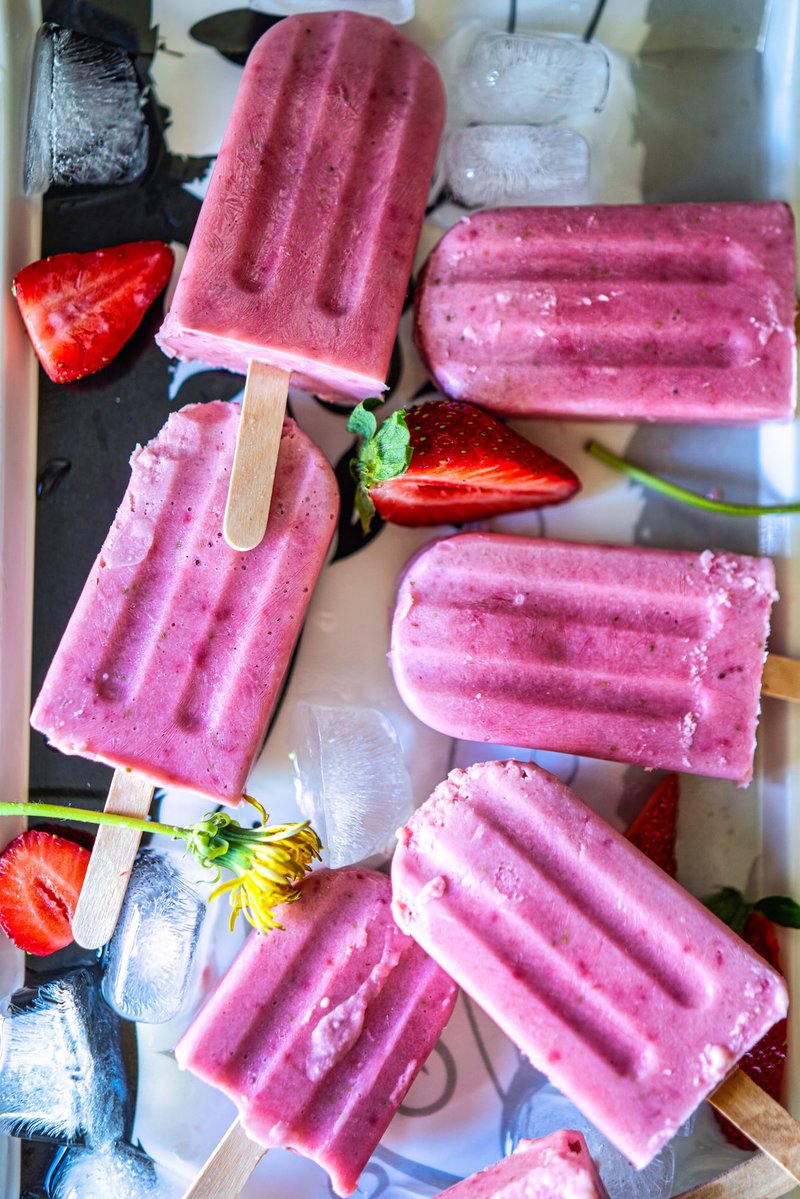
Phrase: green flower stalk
[
  {"left": 586, "top": 440, "right": 800, "bottom": 517},
  {"left": 0, "top": 798, "right": 322, "bottom": 935}
]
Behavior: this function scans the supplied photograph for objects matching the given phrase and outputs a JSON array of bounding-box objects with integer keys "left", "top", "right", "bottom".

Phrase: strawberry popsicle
[
  {"left": 436, "top": 1132, "right": 610, "bottom": 1199},
  {"left": 390, "top": 533, "right": 777, "bottom": 785},
  {"left": 175, "top": 866, "right": 458, "bottom": 1197},
  {"left": 31, "top": 400, "right": 338, "bottom": 801},
  {"left": 391, "top": 760, "right": 789, "bottom": 1169},
  {"left": 414, "top": 202, "right": 797, "bottom": 423},
  {"left": 157, "top": 12, "right": 445, "bottom": 549},
  {"left": 30, "top": 401, "right": 338, "bottom": 948}
]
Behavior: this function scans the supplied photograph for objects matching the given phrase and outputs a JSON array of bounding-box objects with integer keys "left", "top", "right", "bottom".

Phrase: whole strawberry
[
  {"left": 704, "top": 887, "right": 799, "bottom": 1150},
  {"left": 13, "top": 240, "right": 174, "bottom": 383},
  {"left": 348, "top": 397, "right": 580, "bottom": 531}
]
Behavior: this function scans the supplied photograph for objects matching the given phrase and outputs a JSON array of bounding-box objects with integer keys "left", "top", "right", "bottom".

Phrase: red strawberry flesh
[
  {"left": 0, "top": 829, "right": 91, "bottom": 955},
  {"left": 12, "top": 240, "right": 174, "bottom": 383}
]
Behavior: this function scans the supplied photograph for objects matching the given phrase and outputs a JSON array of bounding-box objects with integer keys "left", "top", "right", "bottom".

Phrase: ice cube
[
  {"left": 0, "top": 968, "right": 130, "bottom": 1147},
  {"left": 49, "top": 1142, "right": 184, "bottom": 1199},
  {"left": 444, "top": 125, "right": 589, "bottom": 208},
  {"left": 505, "top": 1082, "right": 675, "bottom": 1199},
  {"left": 454, "top": 30, "right": 610, "bottom": 125},
  {"left": 25, "top": 24, "right": 149, "bottom": 195},
  {"left": 100, "top": 849, "right": 205, "bottom": 1024},
  {"left": 249, "top": 0, "right": 414, "bottom": 22},
  {"left": 290, "top": 700, "right": 414, "bottom": 867}
]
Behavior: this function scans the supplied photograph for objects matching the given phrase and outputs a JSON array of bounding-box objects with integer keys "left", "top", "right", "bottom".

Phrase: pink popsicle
[
  {"left": 389, "top": 533, "right": 777, "bottom": 785},
  {"left": 176, "top": 866, "right": 458, "bottom": 1196},
  {"left": 31, "top": 400, "right": 339, "bottom": 802},
  {"left": 437, "top": 1133, "right": 610, "bottom": 1199},
  {"left": 157, "top": 12, "right": 444, "bottom": 401},
  {"left": 414, "top": 202, "right": 797, "bottom": 423},
  {"left": 391, "top": 760, "right": 788, "bottom": 1169}
]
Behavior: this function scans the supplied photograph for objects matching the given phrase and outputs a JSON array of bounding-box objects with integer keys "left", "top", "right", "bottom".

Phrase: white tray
[{"left": 2, "top": 1, "right": 800, "bottom": 1196}]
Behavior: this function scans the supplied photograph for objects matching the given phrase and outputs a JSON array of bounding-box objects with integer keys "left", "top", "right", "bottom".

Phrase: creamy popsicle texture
[
  {"left": 30, "top": 401, "right": 339, "bottom": 803},
  {"left": 414, "top": 201, "right": 797, "bottom": 422},
  {"left": 391, "top": 760, "right": 789, "bottom": 1169},
  {"left": 175, "top": 867, "right": 458, "bottom": 1195},
  {"left": 390, "top": 533, "right": 777, "bottom": 784},
  {"left": 437, "top": 1132, "right": 610, "bottom": 1199},
  {"left": 156, "top": 12, "right": 446, "bottom": 401}
]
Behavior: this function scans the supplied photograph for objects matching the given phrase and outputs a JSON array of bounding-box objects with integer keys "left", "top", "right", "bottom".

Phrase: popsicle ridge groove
[
  {"left": 316, "top": 31, "right": 431, "bottom": 318},
  {"left": 230, "top": 18, "right": 341, "bottom": 297}
]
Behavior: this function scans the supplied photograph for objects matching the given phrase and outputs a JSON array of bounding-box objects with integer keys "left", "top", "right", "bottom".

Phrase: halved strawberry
[
  {"left": 348, "top": 398, "right": 580, "bottom": 530},
  {"left": 625, "top": 773, "right": 679, "bottom": 877},
  {"left": 704, "top": 887, "right": 799, "bottom": 1150},
  {"left": 0, "top": 828, "right": 91, "bottom": 955},
  {"left": 12, "top": 240, "right": 174, "bottom": 383}
]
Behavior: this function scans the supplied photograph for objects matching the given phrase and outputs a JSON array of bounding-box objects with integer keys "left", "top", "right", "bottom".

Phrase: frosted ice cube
[
  {"left": 0, "top": 968, "right": 129, "bottom": 1147},
  {"left": 25, "top": 24, "right": 149, "bottom": 194},
  {"left": 101, "top": 849, "right": 205, "bottom": 1024},
  {"left": 50, "top": 1143, "right": 184, "bottom": 1199},
  {"left": 290, "top": 700, "right": 414, "bottom": 867},
  {"left": 444, "top": 125, "right": 589, "bottom": 208},
  {"left": 455, "top": 30, "right": 610, "bottom": 125},
  {"left": 249, "top": 0, "right": 414, "bottom": 21},
  {"left": 505, "top": 1082, "right": 675, "bottom": 1198}
]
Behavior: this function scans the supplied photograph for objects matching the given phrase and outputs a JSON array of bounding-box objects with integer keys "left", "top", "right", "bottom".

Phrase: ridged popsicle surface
[
  {"left": 392, "top": 761, "right": 788, "bottom": 1168},
  {"left": 31, "top": 401, "right": 338, "bottom": 803},
  {"left": 414, "top": 202, "right": 796, "bottom": 422},
  {"left": 157, "top": 12, "right": 445, "bottom": 400},
  {"left": 389, "top": 533, "right": 777, "bottom": 784},
  {"left": 175, "top": 868, "right": 458, "bottom": 1196}
]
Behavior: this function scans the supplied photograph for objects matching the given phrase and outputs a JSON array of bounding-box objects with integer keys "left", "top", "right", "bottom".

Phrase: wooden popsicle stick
[
  {"left": 182, "top": 1117, "right": 265, "bottom": 1199},
  {"left": 223, "top": 361, "right": 290, "bottom": 552},
  {"left": 762, "top": 654, "right": 800, "bottom": 703},
  {"left": 676, "top": 1153, "right": 795, "bottom": 1198},
  {"left": 709, "top": 1068, "right": 800, "bottom": 1184},
  {"left": 71, "top": 767, "right": 154, "bottom": 949}
]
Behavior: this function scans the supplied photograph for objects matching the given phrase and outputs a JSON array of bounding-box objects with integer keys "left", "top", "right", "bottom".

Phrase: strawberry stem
[
  {"left": 348, "top": 398, "right": 412, "bottom": 532},
  {"left": 586, "top": 440, "right": 800, "bottom": 516},
  {"left": 0, "top": 799, "right": 322, "bottom": 934}
]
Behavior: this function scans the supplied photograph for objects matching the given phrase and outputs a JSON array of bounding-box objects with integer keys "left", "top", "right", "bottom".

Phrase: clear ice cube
[
  {"left": 444, "top": 125, "right": 589, "bottom": 207},
  {"left": 506, "top": 1082, "right": 675, "bottom": 1199},
  {"left": 290, "top": 700, "right": 414, "bottom": 867},
  {"left": 0, "top": 968, "right": 129, "bottom": 1147},
  {"left": 101, "top": 849, "right": 205, "bottom": 1024},
  {"left": 455, "top": 30, "right": 610, "bottom": 125},
  {"left": 49, "top": 1143, "right": 184, "bottom": 1199},
  {"left": 25, "top": 24, "right": 149, "bottom": 194},
  {"left": 249, "top": 0, "right": 414, "bottom": 22}
]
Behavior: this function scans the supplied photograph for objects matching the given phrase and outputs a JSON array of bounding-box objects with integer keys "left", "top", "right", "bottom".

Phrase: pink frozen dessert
[
  {"left": 414, "top": 201, "right": 797, "bottom": 422},
  {"left": 392, "top": 760, "right": 788, "bottom": 1169},
  {"left": 30, "top": 401, "right": 339, "bottom": 803},
  {"left": 157, "top": 11, "right": 446, "bottom": 402},
  {"left": 389, "top": 533, "right": 777, "bottom": 785},
  {"left": 176, "top": 867, "right": 458, "bottom": 1195},
  {"left": 436, "top": 1132, "right": 610, "bottom": 1199}
]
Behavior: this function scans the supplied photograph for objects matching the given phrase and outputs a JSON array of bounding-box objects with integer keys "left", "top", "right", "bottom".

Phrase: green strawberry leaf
[
  {"left": 348, "top": 399, "right": 412, "bottom": 532},
  {"left": 753, "top": 896, "right": 800, "bottom": 929},
  {"left": 703, "top": 886, "right": 751, "bottom": 936}
]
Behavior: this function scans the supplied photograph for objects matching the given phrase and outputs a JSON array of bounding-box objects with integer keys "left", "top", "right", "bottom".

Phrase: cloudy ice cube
[
  {"left": 249, "top": 0, "right": 414, "bottom": 22},
  {"left": 101, "top": 849, "right": 205, "bottom": 1024},
  {"left": 290, "top": 700, "right": 414, "bottom": 867},
  {"left": 505, "top": 1082, "right": 675, "bottom": 1199},
  {"left": 25, "top": 24, "right": 149, "bottom": 194},
  {"left": 444, "top": 125, "right": 589, "bottom": 207},
  {"left": 0, "top": 968, "right": 130, "bottom": 1147},
  {"left": 50, "top": 1142, "right": 184, "bottom": 1199},
  {"left": 455, "top": 30, "right": 610, "bottom": 125}
]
